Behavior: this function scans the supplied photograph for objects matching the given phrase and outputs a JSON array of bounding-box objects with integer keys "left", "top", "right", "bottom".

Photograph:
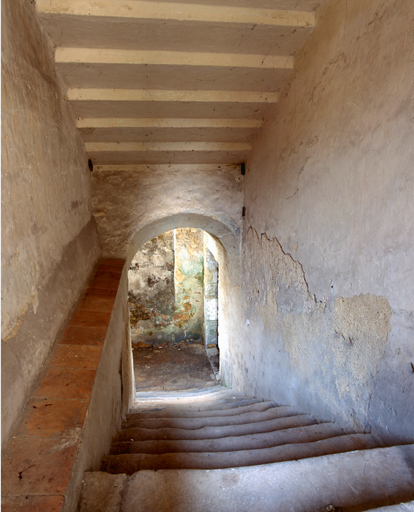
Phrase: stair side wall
[
  {"left": 64, "top": 264, "right": 131, "bottom": 512},
  {"left": 1, "top": 0, "right": 101, "bottom": 450}
]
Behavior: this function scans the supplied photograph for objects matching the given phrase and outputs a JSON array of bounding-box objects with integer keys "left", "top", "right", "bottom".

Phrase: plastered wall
[
  {"left": 1, "top": 0, "right": 100, "bottom": 448},
  {"left": 233, "top": 0, "right": 414, "bottom": 440},
  {"left": 91, "top": 165, "right": 243, "bottom": 261}
]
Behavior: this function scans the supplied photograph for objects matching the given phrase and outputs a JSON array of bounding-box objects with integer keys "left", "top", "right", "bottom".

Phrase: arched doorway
[
  {"left": 128, "top": 228, "right": 220, "bottom": 392},
  {"left": 123, "top": 214, "right": 241, "bottom": 396}
]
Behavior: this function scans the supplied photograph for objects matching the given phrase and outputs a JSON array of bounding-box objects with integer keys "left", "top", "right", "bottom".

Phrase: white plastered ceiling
[{"left": 36, "top": 0, "right": 321, "bottom": 169}]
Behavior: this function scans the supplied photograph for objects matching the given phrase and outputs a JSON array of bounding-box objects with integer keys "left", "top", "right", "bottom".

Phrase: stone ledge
[{"left": 1, "top": 258, "right": 125, "bottom": 512}]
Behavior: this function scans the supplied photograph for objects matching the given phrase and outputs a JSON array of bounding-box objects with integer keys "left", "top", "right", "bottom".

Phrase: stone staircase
[{"left": 78, "top": 387, "right": 414, "bottom": 512}]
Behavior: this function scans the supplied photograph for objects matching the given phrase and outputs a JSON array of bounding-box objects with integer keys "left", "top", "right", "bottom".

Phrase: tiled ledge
[{"left": 2, "top": 258, "right": 126, "bottom": 512}]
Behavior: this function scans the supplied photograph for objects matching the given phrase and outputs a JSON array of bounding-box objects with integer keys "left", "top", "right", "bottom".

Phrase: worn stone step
[
  {"left": 102, "top": 433, "right": 379, "bottom": 473},
  {"left": 128, "top": 400, "right": 278, "bottom": 419},
  {"left": 133, "top": 397, "right": 264, "bottom": 413},
  {"left": 363, "top": 502, "right": 414, "bottom": 511},
  {"left": 110, "top": 422, "right": 351, "bottom": 455},
  {"left": 124, "top": 405, "right": 300, "bottom": 430},
  {"left": 134, "top": 386, "right": 255, "bottom": 399},
  {"left": 86, "top": 446, "right": 414, "bottom": 512},
  {"left": 115, "top": 414, "right": 318, "bottom": 442},
  {"left": 134, "top": 387, "right": 246, "bottom": 403}
]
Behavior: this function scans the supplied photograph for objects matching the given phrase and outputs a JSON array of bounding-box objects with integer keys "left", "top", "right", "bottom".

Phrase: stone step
[
  {"left": 133, "top": 397, "right": 264, "bottom": 412},
  {"left": 134, "top": 386, "right": 245, "bottom": 403},
  {"left": 363, "top": 503, "right": 414, "bottom": 511},
  {"left": 110, "top": 422, "right": 351, "bottom": 455},
  {"left": 81, "top": 446, "right": 414, "bottom": 512},
  {"left": 114, "top": 414, "right": 318, "bottom": 442},
  {"left": 128, "top": 399, "right": 278, "bottom": 419},
  {"left": 123, "top": 405, "right": 300, "bottom": 429},
  {"left": 136, "top": 385, "right": 228, "bottom": 395},
  {"left": 101, "top": 433, "right": 379, "bottom": 473}
]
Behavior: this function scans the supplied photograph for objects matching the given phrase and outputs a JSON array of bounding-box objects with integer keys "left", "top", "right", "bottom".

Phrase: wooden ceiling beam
[
  {"left": 76, "top": 118, "right": 262, "bottom": 129},
  {"left": 56, "top": 48, "right": 294, "bottom": 70},
  {"left": 68, "top": 89, "right": 278, "bottom": 104},
  {"left": 36, "top": 0, "right": 315, "bottom": 28},
  {"left": 85, "top": 142, "right": 252, "bottom": 152},
  {"left": 94, "top": 164, "right": 239, "bottom": 172}
]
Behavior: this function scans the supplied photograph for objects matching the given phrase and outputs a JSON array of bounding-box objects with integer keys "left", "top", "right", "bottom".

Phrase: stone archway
[
  {"left": 122, "top": 213, "right": 242, "bottom": 396},
  {"left": 125, "top": 212, "right": 240, "bottom": 267}
]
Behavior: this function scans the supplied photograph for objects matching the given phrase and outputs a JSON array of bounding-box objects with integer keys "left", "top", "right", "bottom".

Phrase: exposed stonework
[
  {"left": 244, "top": 228, "right": 315, "bottom": 317},
  {"left": 128, "top": 231, "right": 175, "bottom": 345},
  {"left": 128, "top": 229, "right": 205, "bottom": 346},
  {"left": 173, "top": 229, "right": 204, "bottom": 342}
]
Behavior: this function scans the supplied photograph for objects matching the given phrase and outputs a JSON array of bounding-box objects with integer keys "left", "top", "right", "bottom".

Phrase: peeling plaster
[
  {"left": 244, "top": 227, "right": 316, "bottom": 318},
  {"left": 242, "top": 226, "right": 394, "bottom": 432}
]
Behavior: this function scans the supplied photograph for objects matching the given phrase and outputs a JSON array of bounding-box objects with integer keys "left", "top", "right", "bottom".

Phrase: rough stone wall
[
  {"left": 91, "top": 166, "right": 243, "bottom": 261},
  {"left": 128, "top": 231, "right": 175, "bottom": 346},
  {"left": 174, "top": 228, "right": 205, "bottom": 343},
  {"left": 1, "top": 0, "right": 100, "bottom": 448},
  {"left": 128, "top": 229, "right": 205, "bottom": 346},
  {"left": 235, "top": 0, "right": 414, "bottom": 440}
]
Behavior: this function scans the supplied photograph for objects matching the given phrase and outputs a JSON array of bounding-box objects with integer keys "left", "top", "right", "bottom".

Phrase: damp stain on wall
[{"left": 128, "top": 228, "right": 205, "bottom": 346}]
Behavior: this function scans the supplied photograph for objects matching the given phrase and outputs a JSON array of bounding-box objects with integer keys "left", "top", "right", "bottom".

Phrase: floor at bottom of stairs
[{"left": 133, "top": 342, "right": 217, "bottom": 393}]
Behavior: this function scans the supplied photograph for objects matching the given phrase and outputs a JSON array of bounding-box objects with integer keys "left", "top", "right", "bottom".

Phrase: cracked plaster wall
[
  {"left": 233, "top": 0, "right": 414, "bottom": 440},
  {"left": 1, "top": 0, "right": 100, "bottom": 448}
]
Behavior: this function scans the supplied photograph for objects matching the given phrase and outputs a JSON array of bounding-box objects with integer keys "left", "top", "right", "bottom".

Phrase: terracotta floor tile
[
  {"left": 78, "top": 295, "right": 115, "bottom": 312},
  {"left": 84, "top": 287, "right": 118, "bottom": 299},
  {"left": 35, "top": 367, "right": 96, "bottom": 399},
  {"left": 51, "top": 345, "right": 102, "bottom": 369},
  {"left": 60, "top": 325, "right": 107, "bottom": 346},
  {"left": 1, "top": 495, "right": 64, "bottom": 512},
  {"left": 96, "top": 264, "right": 124, "bottom": 273},
  {"left": 88, "top": 277, "right": 121, "bottom": 290},
  {"left": 68, "top": 310, "right": 112, "bottom": 328},
  {"left": 94, "top": 270, "right": 123, "bottom": 280},
  {"left": 18, "top": 398, "right": 88, "bottom": 438},
  {"left": 1, "top": 436, "right": 77, "bottom": 496},
  {"left": 98, "top": 258, "right": 125, "bottom": 269}
]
